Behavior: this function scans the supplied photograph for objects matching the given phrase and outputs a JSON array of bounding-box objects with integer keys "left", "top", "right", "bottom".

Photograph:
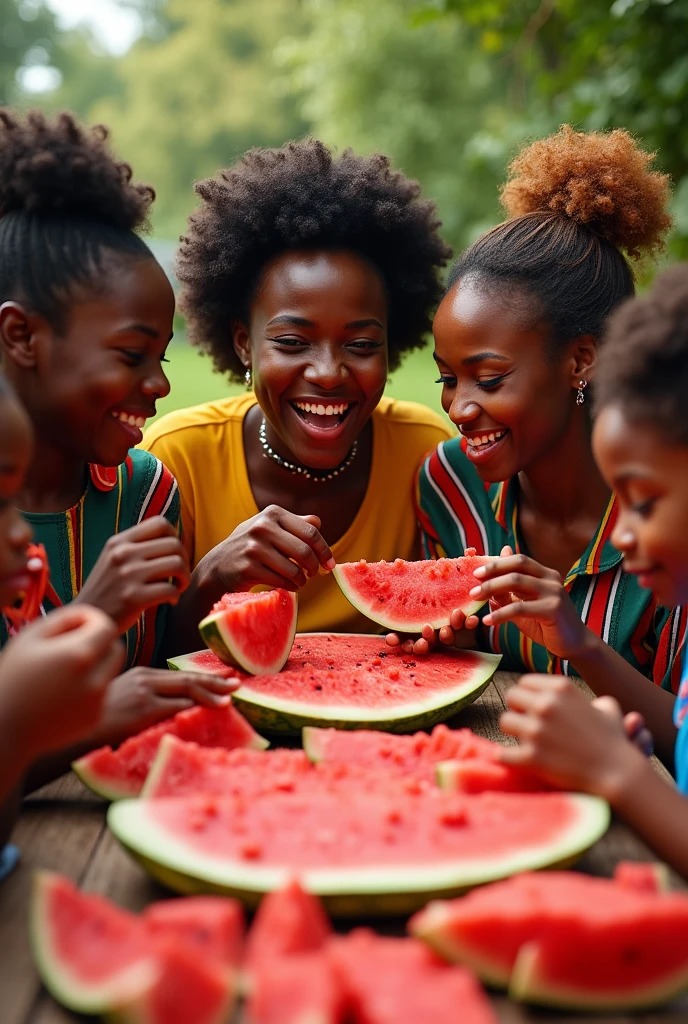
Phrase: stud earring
[
  {"left": 576, "top": 379, "right": 588, "bottom": 406},
  {"left": 244, "top": 368, "right": 252, "bottom": 390}
]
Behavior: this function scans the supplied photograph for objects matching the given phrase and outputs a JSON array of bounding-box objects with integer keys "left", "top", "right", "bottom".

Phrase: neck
[
  {"left": 16, "top": 438, "right": 87, "bottom": 514},
  {"left": 518, "top": 412, "right": 610, "bottom": 524}
]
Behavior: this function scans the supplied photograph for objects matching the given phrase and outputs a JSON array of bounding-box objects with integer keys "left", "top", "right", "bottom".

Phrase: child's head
[
  {"left": 593, "top": 264, "right": 688, "bottom": 607},
  {"left": 0, "top": 372, "right": 33, "bottom": 608},
  {"left": 176, "top": 138, "right": 450, "bottom": 471},
  {"left": 0, "top": 110, "right": 175, "bottom": 468},
  {"left": 433, "top": 126, "right": 671, "bottom": 482}
]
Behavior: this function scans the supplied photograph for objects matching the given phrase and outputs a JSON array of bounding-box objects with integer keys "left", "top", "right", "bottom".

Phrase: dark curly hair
[
  {"left": 448, "top": 126, "right": 672, "bottom": 351},
  {"left": 0, "top": 109, "right": 155, "bottom": 334},
  {"left": 595, "top": 264, "right": 688, "bottom": 444},
  {"left": 176, "top": 138, "right": 452, "bottom": 380}
]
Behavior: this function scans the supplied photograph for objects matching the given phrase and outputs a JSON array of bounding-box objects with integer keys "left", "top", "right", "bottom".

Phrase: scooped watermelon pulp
[
  {"left": 332, "top": 556, "right": 491, "bottom": 631},
  {"left": 72, "top": 704, "right": 268, "bottom": 801},
  {"left": 199, "top": 589, "right": 297, "bottom": 675},
  {"left": 410, "top": 871, "right": 688, "bottom": 1009},
  {"left": 108, "top": 788, "right": 609, "bottom": 915},
  {"left": 169, "top": 634, "right": 501, "bottom": 735}
]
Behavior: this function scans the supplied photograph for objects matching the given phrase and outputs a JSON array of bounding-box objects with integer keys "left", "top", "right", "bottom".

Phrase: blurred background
[{"left": 3, "top": 0, "right": 688, "bottom": 421}]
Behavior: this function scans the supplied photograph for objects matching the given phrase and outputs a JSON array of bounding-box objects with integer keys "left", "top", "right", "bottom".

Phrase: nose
[
  {"left": 611, "top": 513, "right": 635, "bottom": 555},
  {"left": 8, "top": 508, "right": 32, "bottom": 551},
  {"left": 302, "top": 347, "right": 350, "bottom": 390},
  {"left": 447, "top": 385, "right": 481, "bottom": 429},
  {"left": 141, "top": 363, "right": 171, "bottom": 401}
]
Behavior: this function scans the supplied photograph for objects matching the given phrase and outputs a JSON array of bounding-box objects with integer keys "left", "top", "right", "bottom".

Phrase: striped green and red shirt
[
  {"left": 0, "top": 449, "right": 180, "bottom": 669},
  {"left": 416, "top": 438, "right": 686, "bottom": 693}
]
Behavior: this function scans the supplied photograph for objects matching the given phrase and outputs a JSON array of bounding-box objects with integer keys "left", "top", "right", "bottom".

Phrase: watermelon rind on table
[
  {"left": 169, "top": 634, "right": 501, "bottom": 735},
  {"left": 107, "top": 790, "right": 610, "bottom": 916},
  {"left": 198, "top": 589, "right": 298, "bottom": 675},
  {"left": 331, "top": 555, "right": 491, "bottom": 631}
]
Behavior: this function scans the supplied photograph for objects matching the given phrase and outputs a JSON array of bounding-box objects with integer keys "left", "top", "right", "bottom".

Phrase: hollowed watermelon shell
[
  {"left": 332, "top": 556, "right": 490, "bottom": 631},
  {"left": 108, "top": 789, "right": 609, "bottom": 916},
  {"left": 410, "top": 871, "right": 688, "bottom": 1010},
  {"left": 72, "top": 704, "right": 269, "bottom": 801},
  {"left": 169, "top": 634, "right": 501, "bottom": 735},
  {"left": 198, "top": 589, "right": 297, "bottom": 675}
]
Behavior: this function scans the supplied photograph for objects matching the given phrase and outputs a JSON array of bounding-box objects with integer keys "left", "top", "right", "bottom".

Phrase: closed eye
[
  {"left": 477, "top": 374, "right": 508, "bottom": 390},
  {"left": 632, "top": 498, "right": 656, "bottom": 517},
  {"left": 435, "top": 375, "right": 456, "bottom": 386}
]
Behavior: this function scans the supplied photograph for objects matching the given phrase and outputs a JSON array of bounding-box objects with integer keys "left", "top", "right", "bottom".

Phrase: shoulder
[
  {"left": 418, "top": 435, "right": 492, "bottom": 507},
  {"left": 373, "top": 397, "right": 454, "bottom": 445},
  {"left": 141, "top": 394, "right": 255, "bottom": 451},
  {"left": 123, "top": 449, "right": 180, "bottom": 523}
]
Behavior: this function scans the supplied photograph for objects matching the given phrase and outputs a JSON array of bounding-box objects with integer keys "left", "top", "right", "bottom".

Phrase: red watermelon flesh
[
  {"left": 143, "top": 896, "right": 245, "bottom": 968},
  {"left": 31, "top": 873, "right": 160, "bottom": 1014},
  {"left": 246, "top": 951, "right": 345, "bottom": 1024},
  {"left": 411, "top": 871, "right": 688, "bottom": 1008},
  {"left": 332, "top": 555, "right": 491, "bottom": 631},
  {"left": 330, "top": 930, "right": 497, "bottom": 1024},
  {"left": 245, "top": 879, "right": 332, "bottom": 974},
  {"left": 117, "top": 938, "right": 234, "bottom": 1024},
  {"left": 614, "top": 860, "right": 669, "bottom": 894},
  {"left": 199, "top": 589, "right": 297, "bottom": 675},
  {"left": 72, "top": 703, "right": 268, "bottom": 801},
  {"left": 436, "top": 758, "right": 553, "bottom": 794}
]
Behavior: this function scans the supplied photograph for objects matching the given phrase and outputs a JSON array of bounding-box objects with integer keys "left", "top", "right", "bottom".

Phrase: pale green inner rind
[
  {"left": 410, "top": 900, "right": 511, "bottom": 986},
  {"left": 71, "top": 759, "right": 138, "bottom": 802},
  {"left": 509, "top": 940, "right": 688, "bottom": 1011},
  {"left": 108, "top": 795, "right": 609, "bottom": 905}
]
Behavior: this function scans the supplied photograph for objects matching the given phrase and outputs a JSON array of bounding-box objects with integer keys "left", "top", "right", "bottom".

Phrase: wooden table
[{"left": 2, "top": 671, "right": 687, "bottom": 1023}]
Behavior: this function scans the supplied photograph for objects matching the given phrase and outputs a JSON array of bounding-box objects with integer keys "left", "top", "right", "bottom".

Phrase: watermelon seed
[
  {"left": 377, "top": 596, "right": 385, "bottom": 603},
  {"left": 314, "top": 684, "right": 322, "bottom": 690}
]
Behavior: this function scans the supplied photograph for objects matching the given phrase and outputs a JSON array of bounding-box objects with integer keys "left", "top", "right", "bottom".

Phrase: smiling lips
[
  {"left": 293, "top": 400, "right": 351, "bottom": 418},
  {"left": 290, "top": 399, "right": 353, "bottom": 431},
  {"left": 463, "top": 429, "right": 507, "bottom": 451},
  {"left": 111, "top": 409, "right": 148, "bottom": 429}
]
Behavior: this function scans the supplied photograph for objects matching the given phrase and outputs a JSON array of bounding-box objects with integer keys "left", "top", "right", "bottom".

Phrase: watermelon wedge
[
  {"left": 329, "top": 929, "right": 497, "bottom": 1024},
  {"left": 245, "top": 879, "right": 331, "bottom": 973},
  {"left": 143, "top": 896, "right": 244, "bottom": 968},
  {"left": 169, "top": 634, "right": 501, "bottom": 735},
  {"left": 108, "top": 789, "right": 609, "bottom": 915},
  {"left": 72, "top": 704, "right": 269, "bottom": 801},
  {"left": 613, "top": 860, "right": 669, "bottom": 894},
  {"left": 245, "top": 951, "right": 345, "bottom": 1024},
  {"left": 410, "top": 871, "right": 688, "bottom": 1009},
  {"left": 198, "top": 589, "right": 297, "bottom": 675},
  {"left": 31, "top": 872, "right": 160, "bottom": 1014},
  {"left": 332, "top": 556, "right": 490, "bottom": 631},
  {"left": 436, "top": 758, "right": 552, "bottom": 794}
]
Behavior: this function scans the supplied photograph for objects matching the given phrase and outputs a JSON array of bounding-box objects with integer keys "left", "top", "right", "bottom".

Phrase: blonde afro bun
[{"left": 501, "top": 125, "right": 672, "bottom": 260}]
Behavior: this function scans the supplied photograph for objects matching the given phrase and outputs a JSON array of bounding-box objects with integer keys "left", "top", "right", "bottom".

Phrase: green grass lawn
[{"left": 152, "top": 339, "right": 450, "bottom": 425}]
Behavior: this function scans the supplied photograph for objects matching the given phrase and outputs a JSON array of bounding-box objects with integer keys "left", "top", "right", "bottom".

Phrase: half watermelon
[
  {"left": 332, "top": 556, "right": 490, "bottom": 631},
  {"left": 169, "top": 634, "right": 501, "bottom": 735},
  {"left": 108, "top": 789, "right": 609, "bottom": 915},
  {"left": 72, "top": 704, "right": 268, "bottom": 801},
  {"left": 198, "top": 589, "right": 297, "bottom": 675}
]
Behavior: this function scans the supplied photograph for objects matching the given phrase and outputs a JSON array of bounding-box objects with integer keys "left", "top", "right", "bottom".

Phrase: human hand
[
  {"left": 385, "top": 547, "right": 481, "bottom": 654},
  {"left": 0, "top": 604, "right": 123, "bottom": 762},
  {"left": 77, "top": 517, "right": 190, "bottom": 634},
  {"left": 592, "top": 696, "right": 654, "bottom": 757},
  {"left": 91, "top": 666, "right": 241, "bottom": 747},
  {"left": 196, "top": 506, "right": 335, "bottom": 595},
  {"left": 468, "top": 545, "right": 589, "bottom": 660},
  {"left": 499, "top": 674, "right": 643, "bottom": 800}
]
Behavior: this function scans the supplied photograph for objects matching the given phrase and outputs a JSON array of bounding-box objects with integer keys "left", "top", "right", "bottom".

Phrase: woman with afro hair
[
  {"left": 410, "top": 126, "right": 682, "bottom": 765},
  {"left": 143, "top": 139, "right": 453, "bottom": 647}
]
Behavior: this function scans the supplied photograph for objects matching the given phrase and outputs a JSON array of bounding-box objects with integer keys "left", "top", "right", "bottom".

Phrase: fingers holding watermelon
[{"left": 386, "top": 609, "right": 480, "bottom": 656}]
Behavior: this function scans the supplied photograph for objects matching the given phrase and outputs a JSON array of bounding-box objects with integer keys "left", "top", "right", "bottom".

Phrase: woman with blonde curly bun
[{"left": 403, "top": 126, "right": 681, "bottom": 765}]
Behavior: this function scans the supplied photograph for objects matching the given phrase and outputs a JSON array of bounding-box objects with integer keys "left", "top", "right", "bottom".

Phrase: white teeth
[
  {"left": 488, "top": 433, "right": 495, "bottom": 442},
  {"left": 325, "top": 405, "right": 333, "bottom": 416},
  {"left": 112, "top": 410, "right": 146, "bottom": 429},
  {"left": 294, "top": 401, "right": 350, "bottom": 417},
  {"left": 464, "top": 429, "right": 506, "bottom": 449}
]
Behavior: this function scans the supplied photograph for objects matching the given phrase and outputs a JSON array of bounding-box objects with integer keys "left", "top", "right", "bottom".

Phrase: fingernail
[
  {"left": 469, "top": 585, "right": 481, "bottom": 597},
  {"left": 325, "top": 558, "right": 336, "bottom": 570},
  {"left": 483, "top": 613, "right": 493, "bottom": 625},
  {"left": 473, "top": 566, "right": 486, "bottom": 578}
]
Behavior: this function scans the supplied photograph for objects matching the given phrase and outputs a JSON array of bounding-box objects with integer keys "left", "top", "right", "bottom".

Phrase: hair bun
[
  {"left": 501, "top": 125, "right": 672, "bottom": 259},
  {"left": 0, "top": 109, "right": 153, "bottom": 232}
]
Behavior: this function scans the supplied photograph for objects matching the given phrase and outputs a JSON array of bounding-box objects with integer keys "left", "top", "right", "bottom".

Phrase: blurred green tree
[{"left": 0, "top": 0, "right": 62, "bottom": 102}]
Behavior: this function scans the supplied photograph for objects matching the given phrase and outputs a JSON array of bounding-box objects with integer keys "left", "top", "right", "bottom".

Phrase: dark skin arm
[{"left": 501, "top": 675, "right": 688, "bottom": 880}]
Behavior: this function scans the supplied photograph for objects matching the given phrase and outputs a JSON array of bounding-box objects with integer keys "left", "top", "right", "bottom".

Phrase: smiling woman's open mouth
[{"left": 290, "top": 400, "right": 354, "bottom": 431}]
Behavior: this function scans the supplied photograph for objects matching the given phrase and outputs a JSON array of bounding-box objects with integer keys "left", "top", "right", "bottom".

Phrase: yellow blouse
[{"left": 142, "top": 393, "right": 453, "bottom": 634}]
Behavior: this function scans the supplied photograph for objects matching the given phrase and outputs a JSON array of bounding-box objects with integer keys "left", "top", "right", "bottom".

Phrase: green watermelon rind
[
  {"left": 198, "top": 591, "right": 298, "bottom": 676},
  {"left": 170, "top": 637, "right": 502, "bottom": 736},
  {"left": 509, "top": 938, "right": 688, "bottom": 1011},
  {"left": 332, "top": 559, "right": 488, "bottom": 631},
  {"left": 30, "top": 872, "right": 159, "bottom": 1014},
  {"left": 71, "top": 760, "right": 142, "bottom": 803},
  {"left": 107, "top": 795, "right": 610, "bottom": 917}
]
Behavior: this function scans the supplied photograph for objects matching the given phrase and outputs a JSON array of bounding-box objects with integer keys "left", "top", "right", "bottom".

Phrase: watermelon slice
[
  {"left": 410, "top": 871, "right": 688, "bottom": 1009},
  {"left": 332, "top": 556, "right": 490, "bottom": 631},
  {"left": 614, "top": 860, "right": 669, "bottom": 894},
  {"left": 245, "top": 951, "right": 345, "bottom": 1024},
  {"left": 108, "top": 789, "right": 609, "bottom": 916},
  {"left": 198, "top": 589, "right": 297, "bottom": 675},
  {"left": 72, "top": 703, "right": 269, "bottom": 801},
  {"left": 143, "top": 896, "right": 244, "bottom": 968},
  {"left": 330, "top": 929, "right": 497, "bottom": 1024},
  {"left": 169, "top": 634, "right": 501, "bottom": 735},
  {"left": 436, "top": 758, "right": 553, "bottom": 793},
  {"left": 245, "top": 879, "right": 332, "bottom": 973},
  {"left": 115, "top": 938, "right": 234, "bottom": 1024},
  {"left": 31, "top": 872, "right": 160, "bottom": 1014}
]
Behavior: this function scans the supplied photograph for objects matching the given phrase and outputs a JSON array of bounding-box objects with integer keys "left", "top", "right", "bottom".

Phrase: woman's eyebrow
[
  {"left": 345, "top": 318, "right": 383, "bottom": 330},
  {"left": 267, "top": 315, "right": 314, "bottom": 328},
  {"left": 462, "top": 351, "right": 510, "bottom": 366}
]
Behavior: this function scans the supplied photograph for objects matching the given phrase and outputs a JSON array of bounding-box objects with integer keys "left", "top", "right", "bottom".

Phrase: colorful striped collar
[
  {"left": 89, "top": 456, "right": 134, "bottom": 493},
  {"left": 490, "top": 477, "right": 622, "bottom": 582}
]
